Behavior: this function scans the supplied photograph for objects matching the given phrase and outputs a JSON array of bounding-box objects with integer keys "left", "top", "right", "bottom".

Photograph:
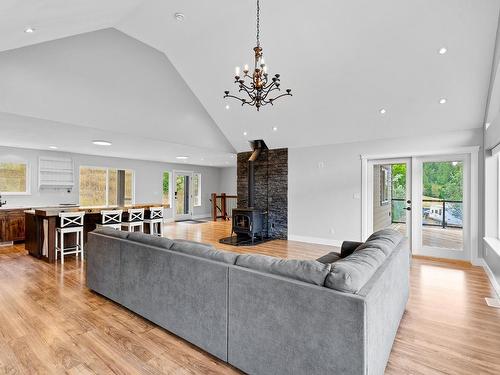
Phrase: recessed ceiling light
[
  {"left": 176, "top": 156, "right": 189, "bottom": 160},
  {"left": 174, "top": 13, "right": 185, "bottom": 21},
  {"left": 92, "top": 140, "right": 112, "bottom": 146},
  {"left": 225, "top": 104, "right": 230, "bottom": 110},
  {"left": 272, "top": 126, "right": 278, "bottom": 131},
  {"left": 438, "top": 47, "right": 447, "bottom": 55},
  {"left": 439, "top": 98, "right": 447, "bottom": 104},
  {"left": 379, "top": 108, "right": 387, "bottom": 115},
  {"left": 24, "top": 27, "right": 35, "bottom": 33},
  {"left": 49, "top": 146, "right": 58, "bottom": 150},
  {"left": 486, "top": 122, "right": 491, "bottom": 130},
  {"left": 243, "top": 131, "right": 248, "bottom": 136}
]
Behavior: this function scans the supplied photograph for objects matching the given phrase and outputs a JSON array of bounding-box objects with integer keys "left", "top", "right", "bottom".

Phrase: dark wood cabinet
[{"left": 0, "top": 210, "right": 26, "bottom": 242}]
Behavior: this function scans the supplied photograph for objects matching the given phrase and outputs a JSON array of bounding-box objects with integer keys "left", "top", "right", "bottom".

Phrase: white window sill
[{"left": 483, "top": 237, "right": 500, "bottom": 257}]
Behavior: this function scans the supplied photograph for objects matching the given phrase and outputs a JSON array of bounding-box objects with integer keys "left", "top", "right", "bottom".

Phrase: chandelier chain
[{"left": 256, "top": 0, "right": 260, "bottom": 47}]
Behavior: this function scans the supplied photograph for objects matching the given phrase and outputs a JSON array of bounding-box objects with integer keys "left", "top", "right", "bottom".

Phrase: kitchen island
[{"left": 25, "top": 204, "right": 166, "bottom": 263}]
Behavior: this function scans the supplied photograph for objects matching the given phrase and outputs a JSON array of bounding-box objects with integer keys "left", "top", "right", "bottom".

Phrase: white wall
[
  {"left": 289, "top": 128, "right": 483, "bottom": 248},
  {"left": 219, "top": 167, "right": 237, "bottom": 195},
  {"left": 0, "top": 146, "right": 223, "bottom": 219}
]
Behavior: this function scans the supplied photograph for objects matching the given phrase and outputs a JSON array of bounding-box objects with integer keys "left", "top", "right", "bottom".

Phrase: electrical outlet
[{"left": 329, "top": 228, "right": 335, "bottom": 235}]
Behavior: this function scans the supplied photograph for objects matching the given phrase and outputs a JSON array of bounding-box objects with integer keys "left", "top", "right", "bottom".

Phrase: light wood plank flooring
[{"left": 0, "top": 220, "right": 499, "bottom": 374}]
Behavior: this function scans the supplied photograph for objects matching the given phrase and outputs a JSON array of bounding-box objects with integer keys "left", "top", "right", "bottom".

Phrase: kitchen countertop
[
  {"left": 30, "top": 203, "right": 167, "bottom": 217},
  {"left": 0, "top": 204, "right": 78, "bottom": 212}
]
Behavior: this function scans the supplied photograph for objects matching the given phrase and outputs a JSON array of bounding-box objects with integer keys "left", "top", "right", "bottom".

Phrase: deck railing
[
  {"left": 210, "top": 193, "right": 237, "bottom": 221},
  {"left": 391, "top": 198, "right": 463, "bottom": 229}
]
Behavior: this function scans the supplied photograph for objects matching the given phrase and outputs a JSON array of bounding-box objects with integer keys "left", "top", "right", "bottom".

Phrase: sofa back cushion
[
  {"left": 236, "top": 254, "right": 331, "bottom": 286},
  {"left": 171, "top": 239, "right": 238, "bottom": 265},
  {"left": 127, "top": 231, "right": 175, "bottom": 249},
  {"left": 324, "top": 247, "right": 386, "bottom": 293},
  {"left": 356, "top": 228, "right": 403, "bottom": 256},
  {"left": 93, "top": 227, "right": 130, "bottom": 240}
]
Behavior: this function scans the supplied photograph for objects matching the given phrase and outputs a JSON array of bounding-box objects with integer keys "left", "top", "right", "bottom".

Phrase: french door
[
  {"left": 365, "top": 154, "right": 471, "bottom": 261},
  {"left": 366, "top": 158, "right": 412, "bottom": 242},
  {"left": 174, "top": 171, "right": 193, "bottom": 221},
  {"left": 412, "top": 154, "right": 470, "bottom": 261}
]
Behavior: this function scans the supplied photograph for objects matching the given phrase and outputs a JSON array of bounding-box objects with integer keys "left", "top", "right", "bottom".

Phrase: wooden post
[
  {"left": 211, "top": 193, "right": 217, "bottom": 221},
  {"left": 221, "top": 193, "right": 227, "bottom": 221}
]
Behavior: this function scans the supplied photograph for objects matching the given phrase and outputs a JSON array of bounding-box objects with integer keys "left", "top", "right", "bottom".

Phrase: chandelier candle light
[{"left": 224, "top": 0, "right": 292, "bottom": 111}]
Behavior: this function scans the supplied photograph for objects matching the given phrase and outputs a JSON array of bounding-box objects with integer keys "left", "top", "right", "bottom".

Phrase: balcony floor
[{"left": 390, "top": 223, "right": 463, "bottom": 250}]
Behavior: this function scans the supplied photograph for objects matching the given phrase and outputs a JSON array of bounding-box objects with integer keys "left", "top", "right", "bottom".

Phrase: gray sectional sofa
[{"left": 86, "top": 228, "right": 410, "bottom": 375}]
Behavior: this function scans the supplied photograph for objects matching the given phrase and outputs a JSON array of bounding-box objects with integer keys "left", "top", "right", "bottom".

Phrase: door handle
[
  {"left": 406, "top": 207, "right": 411, "bottom": 211},
  {"left": 406, "top": 200, "right": 412, "bottom": 204}
]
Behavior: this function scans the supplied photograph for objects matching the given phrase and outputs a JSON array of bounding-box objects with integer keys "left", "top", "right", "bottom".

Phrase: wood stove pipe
[{"left": 247, "top": 140, "right": 268, "bottom": 208}]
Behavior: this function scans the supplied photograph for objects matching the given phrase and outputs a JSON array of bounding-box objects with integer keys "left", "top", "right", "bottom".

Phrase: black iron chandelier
[{"left": 224, "top": 0, "right": 292, "bottom": 111}]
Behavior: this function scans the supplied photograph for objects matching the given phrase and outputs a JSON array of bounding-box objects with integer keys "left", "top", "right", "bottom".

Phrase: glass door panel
[
  {"left": 369, "top": 158, "right": 412, "bottom": 241},
  {"left": 421, "top": 161, "right": 463, "bottom": 251},
  {"left": 174, "top": 172, "right": 192, "bottom": 220}
]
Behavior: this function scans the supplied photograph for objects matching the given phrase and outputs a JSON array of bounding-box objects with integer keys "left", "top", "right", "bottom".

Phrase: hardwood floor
[{"left": 0, "top": 220, "right": 499, "bottom": 374}]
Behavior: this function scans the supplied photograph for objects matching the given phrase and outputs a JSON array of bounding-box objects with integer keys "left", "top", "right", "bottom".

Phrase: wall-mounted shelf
[{"left": 38, "top": 157, "right": 74, "bottom": 189}]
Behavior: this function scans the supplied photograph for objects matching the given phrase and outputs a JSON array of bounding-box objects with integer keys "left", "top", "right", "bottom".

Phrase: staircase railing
[{"left": 210, "top": 193, "right": 238, "bottom": 221}]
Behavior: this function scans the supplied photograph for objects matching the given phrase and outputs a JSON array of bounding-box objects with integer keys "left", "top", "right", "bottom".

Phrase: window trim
[
  {"left": 162, "top": 170, "right": 172, "bottom": 208},
  {"left": 193, "top": 173, "right": 202, "bottom": 207},
  {"left": 124, "top": 169, "right": 136, "bottom": 206},
  {"left": 0, "top": 161, "right": 31, "bottom": 196}
]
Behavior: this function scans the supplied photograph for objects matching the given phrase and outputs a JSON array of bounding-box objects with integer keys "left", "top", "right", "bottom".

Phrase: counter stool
[
  {"left": 96, "top": 210, "right": 123, "bottom": 230},
  {"left": 121, "top": 208, "right": 144, "bottom": 232},
  {"left": 55, "top": 211, "right": 85, "bottom": 265},
  {"left": 144, "top": 207, "right": 164, "bottom": 237}
]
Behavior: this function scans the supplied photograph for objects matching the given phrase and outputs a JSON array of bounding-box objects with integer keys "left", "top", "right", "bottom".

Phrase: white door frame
[
  {"left": 365, "top": 158, "right": 412, "bottom": 244},
  {"left": 173, "top": 170, "right": 193, "bottom": 220},
  {"left": 412, "top": 154, "right": 470, "bottom": 261},
  {"left": 361, "top": 146, "right": 479, "bottom": 265}
]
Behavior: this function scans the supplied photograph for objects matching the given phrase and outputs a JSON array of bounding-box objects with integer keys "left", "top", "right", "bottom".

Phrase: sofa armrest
[{"left": 341, "top": 241, "right": 363, "bottom": 258}]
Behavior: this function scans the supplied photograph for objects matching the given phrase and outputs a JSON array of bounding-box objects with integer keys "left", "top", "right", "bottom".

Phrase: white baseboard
[
  {"left": 192, "top": 213, "right": 211, "bottom": 220},
  {"left": 483, "top": 260, "right": 500, "bottom": 299},
  {"left": 288, "top": 234, "right": 343, "bottom": 247},
  {"left": 163, "top": 213, "right": 210, "bottom": 223}
]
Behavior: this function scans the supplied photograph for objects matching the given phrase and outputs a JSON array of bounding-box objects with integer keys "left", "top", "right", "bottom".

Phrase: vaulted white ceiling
[{"left": 1, "top": 0, "right": 499, "bottom": 162}]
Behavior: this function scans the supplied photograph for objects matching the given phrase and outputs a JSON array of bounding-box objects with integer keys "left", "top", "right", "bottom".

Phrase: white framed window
[
  {"left": 79, "top": 166, "right": 134, "bottom": 207},
  {"left": 193, "top": 173, "right": 201, "bottom": 207},
  {"left": 162, "top": 171, "right": 171, "bottom": 208},
  {"left": 0, "top": 161, "right": 30, "bottom": 195}
]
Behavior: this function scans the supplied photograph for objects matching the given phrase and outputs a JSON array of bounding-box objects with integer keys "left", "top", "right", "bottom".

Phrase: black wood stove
[{"left": 220, "top": 140, "right": 269, "bottom": 246}]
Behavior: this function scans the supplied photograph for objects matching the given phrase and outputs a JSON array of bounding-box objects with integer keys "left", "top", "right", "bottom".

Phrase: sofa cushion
[
  {"left": 236, "top": 254, "right": 331, "bottom": 286},
  {"left": 171, "top": 239, "right": 238, "bottom": 264},
  {"left": 324, "top": 247, "right": 386, "bottom": 293},
  {"left": 127, "top": 232, "right": 175, "bottom": 249},
  {"left": 316, "top": 252, "right": 341, "bottom": 265},
  {"left": 93, "top": 227, "right": 130, "bottom": 240},
  {"left": 355, "top": 228, "right": 403, "bottom": 256}
]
